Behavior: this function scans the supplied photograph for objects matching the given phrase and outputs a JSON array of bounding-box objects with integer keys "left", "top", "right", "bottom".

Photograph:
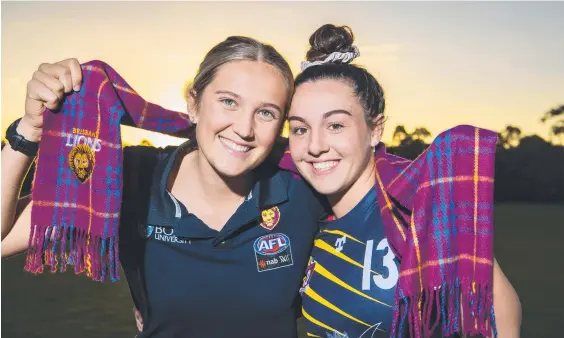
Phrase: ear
[
  {"left": 369, "top": 114, "right": 385, "bottom": 147},
  {"left": 186, "top": 89, "right": 199, "bottom": 124}
]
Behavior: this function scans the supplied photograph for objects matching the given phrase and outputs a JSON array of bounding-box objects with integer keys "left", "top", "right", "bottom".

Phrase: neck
[
  {"left": 171, "top": 149, "right": 253, "bottom": 204},
  {"left": 328, "top": 156, "right": 376, "bottom": 219}
]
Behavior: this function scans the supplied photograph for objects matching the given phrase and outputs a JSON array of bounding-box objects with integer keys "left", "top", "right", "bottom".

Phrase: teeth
[
  {"left": 312, "top": 161, "right": 338, "bottom": 171},
  {"left": 221, "top": 137, "right": 250, "bottom": 152}
]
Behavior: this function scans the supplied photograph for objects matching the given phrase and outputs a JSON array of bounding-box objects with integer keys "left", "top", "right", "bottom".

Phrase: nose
[
  {"left": 307, "top": 129, "right": 329, "bottom": 157},
  {"left": 232, "top": 110, "right": 255, "bottom": 140}
]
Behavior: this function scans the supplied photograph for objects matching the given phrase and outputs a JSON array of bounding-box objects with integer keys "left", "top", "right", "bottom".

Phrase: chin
[
  {"left": 313, "top": 181, "right": 345, "bottom": 196},
  {"left": 300, "top": 173, "right": 343, "bottom": 197},
  {"left": 212, "top": 161, "right": 251, "bottom": 178},
  {"left": 212, "top": 155, "right": 267, "bottom": 178}
]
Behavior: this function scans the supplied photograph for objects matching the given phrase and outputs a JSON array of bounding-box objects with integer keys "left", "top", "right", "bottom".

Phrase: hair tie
[{"left": 300, "top": 45, "right": 360, "bottom": 71}]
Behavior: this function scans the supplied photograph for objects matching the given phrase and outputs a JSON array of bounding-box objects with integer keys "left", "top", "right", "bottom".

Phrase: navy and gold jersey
[{"left": 300, "top": 188, "right": 399, "bottom": 338}]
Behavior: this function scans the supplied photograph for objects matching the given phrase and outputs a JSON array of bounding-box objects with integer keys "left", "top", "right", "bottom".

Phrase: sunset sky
[{"left": 2, "top": 1, "right": 563, "bottom": 147}]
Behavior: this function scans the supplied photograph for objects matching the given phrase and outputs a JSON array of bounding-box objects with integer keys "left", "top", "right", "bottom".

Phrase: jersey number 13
[{"left": 362, "top": 238, "right": 399, "bottom": 290}]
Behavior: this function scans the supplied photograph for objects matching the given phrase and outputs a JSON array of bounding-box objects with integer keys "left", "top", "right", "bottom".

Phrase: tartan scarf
[
  {"left": 25, "top": 60, "right": 193, "bottom": 282},
  {"left": 279, "top": 125, "right": 498, "bottom": 338},
  {"left": 373, "top": 126, "right": 498, "bottom": 338}
]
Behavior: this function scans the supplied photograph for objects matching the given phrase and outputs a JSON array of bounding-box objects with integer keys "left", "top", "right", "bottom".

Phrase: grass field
[{"left": 2, "top": 203, "right": 563, "bottom": 338}]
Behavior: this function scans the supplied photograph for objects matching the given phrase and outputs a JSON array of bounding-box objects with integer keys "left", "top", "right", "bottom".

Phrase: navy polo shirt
[{"left": 119, "top": 141, "right": 327, "bottom": 338}]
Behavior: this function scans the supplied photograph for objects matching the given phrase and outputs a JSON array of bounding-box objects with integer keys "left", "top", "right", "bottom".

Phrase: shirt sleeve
[
  {"left": 119, "top": 145, "right": 165, "bottom": 318},
  {"left": 119, "top": 145, "right": 163, "bottom": 265}
]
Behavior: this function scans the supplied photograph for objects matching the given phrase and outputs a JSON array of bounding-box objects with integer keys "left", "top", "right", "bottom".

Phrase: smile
[
  {"left": 310, "top": 160, "right": 339, "bottom": 175},
  {"left": 219, "top": 136, "right": 252, "bottom": 155}
]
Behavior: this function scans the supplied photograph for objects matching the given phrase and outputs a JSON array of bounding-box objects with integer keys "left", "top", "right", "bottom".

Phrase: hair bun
[{"left": 306, "top": 24, "right": 356, "bottom": 62}]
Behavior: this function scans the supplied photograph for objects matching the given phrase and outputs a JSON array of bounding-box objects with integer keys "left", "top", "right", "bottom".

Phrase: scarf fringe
[
  {"left": 24, "top": 223, "right": 119, "bottom": 282},
  {"left": 390, "top": 280, "right": 496, "bottom": 338}
]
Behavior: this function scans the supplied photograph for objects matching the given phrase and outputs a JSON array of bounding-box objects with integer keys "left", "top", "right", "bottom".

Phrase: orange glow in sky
[{"left": 2, "top": 2, "right": 563, "bottom": 147}]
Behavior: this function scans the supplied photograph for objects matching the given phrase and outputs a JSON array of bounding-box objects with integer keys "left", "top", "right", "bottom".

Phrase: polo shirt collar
[{"left": 147, "top": 140, "right": 289, "bottom": 238}]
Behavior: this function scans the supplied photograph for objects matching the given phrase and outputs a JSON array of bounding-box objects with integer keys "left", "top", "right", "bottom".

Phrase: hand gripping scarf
[
  {"left": 280, "top": 125, "right": 498, "bottom": 338},
  {"left": 25, "top": 60, "right": 193, "bottom": 282}
]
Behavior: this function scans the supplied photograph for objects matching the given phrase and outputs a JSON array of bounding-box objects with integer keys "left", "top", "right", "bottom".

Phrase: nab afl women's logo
[
  {"left": 253, "top": 233, "right": 293, "bottom": 272},
  {"left": 260, "top": 206, "right": 280, "bottom": 230},
  {"left": 68, "top": 144, "right": 95, "bottom": 183}
]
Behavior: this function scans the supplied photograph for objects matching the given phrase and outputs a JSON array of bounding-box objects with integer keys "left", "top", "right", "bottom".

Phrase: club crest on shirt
[
  {"left": 253, "top": 233, "right": 293, "bottom": 272},
  {"left": 68, "top": 143, "right": 95, "bottom": 183},
  {"left": 260, "top": 206, "right": 280, "bottom": 230}
]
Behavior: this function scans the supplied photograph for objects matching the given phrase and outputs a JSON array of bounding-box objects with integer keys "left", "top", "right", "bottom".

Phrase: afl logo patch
[
  {"left": 260, "top": 206, "right": 280, "bottom": 230},
  {"left": 68, "top": 144, "right": 95, "bottom": 183},
  {"left": 253, "top": 233, "right": 293, "bottom": 272}
]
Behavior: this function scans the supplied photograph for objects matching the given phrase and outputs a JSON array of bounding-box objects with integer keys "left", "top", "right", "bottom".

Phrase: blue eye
[
  {"left": 258, "top": 110, "right": 275, "bottom": 120},
  {"left": 221, "top": 98, "right": 236, "bottom": 107}
]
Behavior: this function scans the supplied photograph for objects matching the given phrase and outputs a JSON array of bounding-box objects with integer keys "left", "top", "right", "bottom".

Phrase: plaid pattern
[
  {"left": 375, "top": 126, "right": 497, "bottom": 338},
  {"left": 279, "top": 125, "right": 498, "bottom": 338},
  {"left": 26, "top": 60, "right": 193, "bottom": 282}
]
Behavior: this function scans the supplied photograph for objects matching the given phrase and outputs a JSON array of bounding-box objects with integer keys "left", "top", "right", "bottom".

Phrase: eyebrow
[
  {"left": 215, "top": 90, "right": 282, "bottom": 114},
  {"left": 262, "top": 102, "right": 282, "bottom": 114},
  {"left": 215, "top": 90, "right": 240, "bottom": 99},
  {"left": 323, "top": 109, "right": 352, "bottom": 119},
  {"left": 287, "top": 116, "right": 306, "bottom": 123},
  {"left": 288, "top": 109, "right": 352, "bottom": 123}
]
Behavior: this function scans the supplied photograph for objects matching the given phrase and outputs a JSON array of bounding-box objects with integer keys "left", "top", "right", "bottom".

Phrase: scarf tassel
[
  {"left": 24, "top": 223, "right": 119, "bottom": 282},
  {"left": 390, "top": 280, "right": 496, "bottom": 338}
]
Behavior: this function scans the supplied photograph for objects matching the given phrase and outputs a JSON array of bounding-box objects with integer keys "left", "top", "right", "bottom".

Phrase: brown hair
[{"left": 296, "top": 24, "right": 385, "bottom": 125}]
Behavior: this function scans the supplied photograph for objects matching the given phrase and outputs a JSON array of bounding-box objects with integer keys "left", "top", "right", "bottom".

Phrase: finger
[
  {"left": 62, "top": 58, "right": 83, "bottom": 91},
  {"left": 27, "top": 79, "right": 59, "bottom": 111},
  {"left": 135, "top": 311, "right": 142, "bottom": 322},
  {"left": 137, "top": 317, "right": 143, "bottom": 332},
  {"left": 133, "top": 308, "right": 143, "bottom": 332},
  {"left": 31, "top": 70, "right": 64, "bottom": 102},
  {"left": 38, "top": 62, "right": 73, "bottom": 94}
]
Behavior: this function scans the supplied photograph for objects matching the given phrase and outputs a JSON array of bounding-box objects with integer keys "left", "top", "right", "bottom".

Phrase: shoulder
[
  {"left": 276, "top": 169, "right": 330, "bottom": 218},
  {"left": 121, "top": 144, "right": 180, "bottom": 207}
]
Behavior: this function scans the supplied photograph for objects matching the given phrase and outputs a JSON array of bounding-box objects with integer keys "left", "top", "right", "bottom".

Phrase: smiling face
[
  {"left": 288, "top": 79, "right": 383, "bottom": 197},
  {"left": 190, "top": 60, "right": 288, "bottom": 178}
]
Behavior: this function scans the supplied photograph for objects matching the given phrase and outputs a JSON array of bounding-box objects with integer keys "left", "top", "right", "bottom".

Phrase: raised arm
[{"left": 1, "top": 58, "right": 83, "bottom": 256}]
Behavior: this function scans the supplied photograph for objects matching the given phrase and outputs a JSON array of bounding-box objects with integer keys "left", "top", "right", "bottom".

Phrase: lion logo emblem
[
  {"left": 68, "top": 144, "right": 95, "bottom": 183},
  {"left": 260, "top": 206, "right": 280, "bottom": 230}
]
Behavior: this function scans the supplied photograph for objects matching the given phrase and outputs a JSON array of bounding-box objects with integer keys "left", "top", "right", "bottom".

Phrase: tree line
[{"left": 387, "top": 104, "right": 564, "bottom": 202}]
